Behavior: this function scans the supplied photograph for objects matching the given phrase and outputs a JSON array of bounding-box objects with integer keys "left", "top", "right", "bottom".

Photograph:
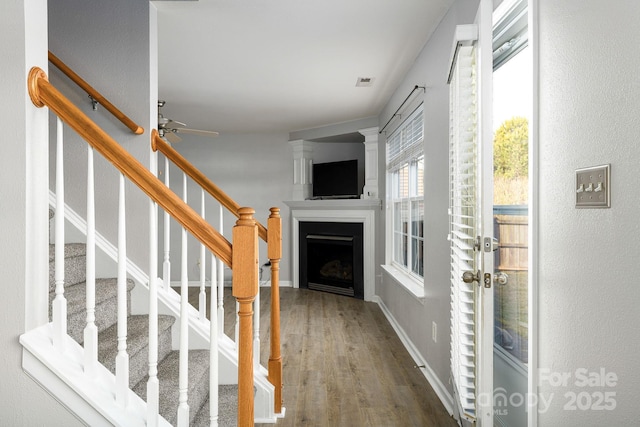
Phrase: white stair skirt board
[
  {"left": 372, "top": 296, "right": 455, "bottom": 416},
  {"left": 21, "top": 324, "right": 172, "bottom": 427},
  {"left": 46, "top": 191, "right": 279, "bottom": 423}
]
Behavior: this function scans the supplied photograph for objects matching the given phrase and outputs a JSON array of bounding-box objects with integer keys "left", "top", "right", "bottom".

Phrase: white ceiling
[{"left": 153, "top": 0, "right": 455, "bottom": 135}]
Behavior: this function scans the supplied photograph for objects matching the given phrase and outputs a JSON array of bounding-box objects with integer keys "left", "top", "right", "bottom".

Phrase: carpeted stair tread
[
  {"left": 193, "top": 385, "right": 238, "bottom": 427},
  {"left": 98, "top": 314, "right": 175, "bottom": 388},
  {"left": 49, "top": 243, "right": 87, "bottom": 290},
  {"left": 51, "top": 278, "right": 135, "bottom": 343},
  {"left": 49, "top": 242, "right": 244, "bottom": 425},
  {"left": 49, "top": 242, "right": 86, "bottom": 262},
  {"left": 132, "top": 349, "right": 211, "bottom": 426},
  {"left": 62, "top": 278, "right": 134, "bottom": 315}
]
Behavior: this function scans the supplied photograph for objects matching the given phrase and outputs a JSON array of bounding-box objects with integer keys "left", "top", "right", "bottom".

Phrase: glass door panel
[{"left": 492, "top": 30, "right": 530, "bottom": 426}]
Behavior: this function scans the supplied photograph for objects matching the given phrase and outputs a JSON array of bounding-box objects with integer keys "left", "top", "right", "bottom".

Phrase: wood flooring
[{"left": 183, "top": 286, "right": 457, "bottom": 427}]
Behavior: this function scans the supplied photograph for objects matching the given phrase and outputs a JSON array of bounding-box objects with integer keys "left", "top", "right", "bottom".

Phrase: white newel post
[
  {"left": 358, "top": 127, "right": 380, "bottom": 199},
  {"left": 289, "top": 139, "right": 314, "bottom": 201}
]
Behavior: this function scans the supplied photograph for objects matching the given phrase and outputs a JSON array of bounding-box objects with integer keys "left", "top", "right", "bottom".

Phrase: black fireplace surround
[{"left": 299, "top": 221, "right": 364, "bottom": 299}]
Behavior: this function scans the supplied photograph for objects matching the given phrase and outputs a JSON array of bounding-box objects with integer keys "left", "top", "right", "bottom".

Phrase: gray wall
[
  {"left": 537, "top": 0, "right": 639, "bottom": 424},
  {"left": 162, "top": 133, "right": 293, "bottom": 283},
  {"left": 0, "top": 0, "right": 82, "bottom": 424},
  {"left": 375, "top": 0, "right": 480, "bottom": 400},
  {"left": 48, "top": 0, "right": 154, "bottom": 271}
]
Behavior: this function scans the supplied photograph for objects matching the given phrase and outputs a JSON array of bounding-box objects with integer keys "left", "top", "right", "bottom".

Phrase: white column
[
  {"left": 358, "top": 127, "right": 379, "bottom": 199},
  {"left": 289, "top": 139, "right": 314, "bottom": 201}
]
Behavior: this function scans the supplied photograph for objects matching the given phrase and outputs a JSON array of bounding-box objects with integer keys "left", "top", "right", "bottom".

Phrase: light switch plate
[{"left": 576, "top": 164, "right": 610, "bottom": 208}]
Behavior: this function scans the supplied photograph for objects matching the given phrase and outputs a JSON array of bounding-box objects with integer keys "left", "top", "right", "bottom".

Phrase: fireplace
[
  {"left": 299, "top": 221, "right": 364, "bottom": 299},
  {"left": 285, "top": 198, "right": 379, "bottom": 301}
]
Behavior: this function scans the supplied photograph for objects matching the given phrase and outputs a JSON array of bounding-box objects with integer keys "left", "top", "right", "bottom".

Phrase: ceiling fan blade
[
  {"left": 164, "top": 130, "right": 182, "bottom": 143},
  {"left": 176, "top": 128, "right": 220, "bottom": 137}
]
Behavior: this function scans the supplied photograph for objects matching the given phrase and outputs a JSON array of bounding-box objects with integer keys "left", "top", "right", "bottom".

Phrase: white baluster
[
  {"left": 217, "top": 205, "right": 224, "bottom": 335},
  {"left": 116, "top": 173, "right": 129, "bottom": 406},
  {"left": 177, "top": 172, "right": 189, "bottom": 426},
  {"left": 163, "top": 156, "right": 171, "bottom": 291},
  {"left": 254, "top": 280, "right": 260, "bottom": 370},
  {"left": 53, "top": 117, "right": 67, "bottom": 352},
  {"left": 235, "top": 300, "right": 240, "bottom": 348},
  {"left": 199, "top": 189, "right": 206, "bottom": 321},
  {"left": 209, "top": 250, "right": 219, "bottom": 427},
  {"left": 211, "top": 252, "right": 218, "bottom": 327},
  {"left": 147, "top": 150, "right": 160, "bottom": 426},
  {"left": 84, "top": 146, "right": 98, "bottom": 376}
]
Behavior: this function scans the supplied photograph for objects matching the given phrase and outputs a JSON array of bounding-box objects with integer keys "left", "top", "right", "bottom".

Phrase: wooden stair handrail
[
  {"left": 28, "top": 67, "right": 231, "bottom": 266},
  {"left": 48, "top": 51, "right": 144, "bottom": 135},
  {"left": 152, "top": 133, "right": 268, "bottom": 241}
]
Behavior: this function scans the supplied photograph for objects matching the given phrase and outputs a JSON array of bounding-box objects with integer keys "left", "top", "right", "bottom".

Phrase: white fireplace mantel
[{"left": 285, "top": 199, "right": 380, "bottom": 301}]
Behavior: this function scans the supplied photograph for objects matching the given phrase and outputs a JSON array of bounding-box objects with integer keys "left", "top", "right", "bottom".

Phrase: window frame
[{"left": 385, "top": 105, "right": 425, "bottom": 285}]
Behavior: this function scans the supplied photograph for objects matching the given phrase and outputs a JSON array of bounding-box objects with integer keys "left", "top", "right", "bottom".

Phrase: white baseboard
[{"left": 372, "top": 295, "right": 454, "bottom": 416}]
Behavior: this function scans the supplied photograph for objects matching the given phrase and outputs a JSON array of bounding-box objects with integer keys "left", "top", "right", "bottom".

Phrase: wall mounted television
[{"left": 312, "top": 159, "right": 359, "bottom": 199}]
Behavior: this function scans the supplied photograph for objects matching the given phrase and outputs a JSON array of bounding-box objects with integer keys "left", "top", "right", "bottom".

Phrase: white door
[
  {"left": 449, "top": 0, "right": 534, "bottom": 425},
  {"left": 448, "top": 0, "right": 495, "bottom": 425}
]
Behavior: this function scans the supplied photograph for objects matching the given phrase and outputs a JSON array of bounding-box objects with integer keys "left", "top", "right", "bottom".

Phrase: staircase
[
  {"left": 50, "top": 241, "right": 238, "bottom": 425},
  {"left": 20, "top": 62, "right": 283, "bottom": 426}
]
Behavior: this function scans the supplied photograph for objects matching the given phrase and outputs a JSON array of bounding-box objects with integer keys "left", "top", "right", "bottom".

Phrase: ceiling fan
[{"left": 157, "top": 100, "right": 219, "bottom": 143}]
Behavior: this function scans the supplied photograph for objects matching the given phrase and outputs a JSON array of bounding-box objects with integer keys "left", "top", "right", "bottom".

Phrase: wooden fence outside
[{"left": 493, "top": 205, "right": 528, "bottom": 271}]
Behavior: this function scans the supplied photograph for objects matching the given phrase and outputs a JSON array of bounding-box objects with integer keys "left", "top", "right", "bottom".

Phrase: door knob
[
  {"left": 462, "top": 271, "right": 480, "bottom": 284},
  {"left": 493, "top": 272, "right": 509, "bottom": 286}
]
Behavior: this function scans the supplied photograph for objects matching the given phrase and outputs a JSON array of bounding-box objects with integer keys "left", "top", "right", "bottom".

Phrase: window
[{"left": 387, "top": 105, "right": 424, "bottom": 279}]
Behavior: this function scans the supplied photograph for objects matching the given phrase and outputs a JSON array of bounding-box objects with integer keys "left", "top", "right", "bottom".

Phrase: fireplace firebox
[{"left": 299, "top": 221, "right": 364, "bottom": 299}]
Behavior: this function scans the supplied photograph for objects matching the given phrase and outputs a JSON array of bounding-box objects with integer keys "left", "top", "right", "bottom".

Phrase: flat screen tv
[{"left": 312, "top": 159, "right": 359, "bottom": 199}]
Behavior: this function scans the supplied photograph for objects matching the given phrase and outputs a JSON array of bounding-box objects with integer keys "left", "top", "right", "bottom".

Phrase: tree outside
[{"left": 493, "top": 116, "right": 528, "bottom": 205}]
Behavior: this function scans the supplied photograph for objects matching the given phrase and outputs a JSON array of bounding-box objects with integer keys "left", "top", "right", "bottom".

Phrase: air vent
[{"left": 356, "top": 77, "right": 375, "bottom": 87}]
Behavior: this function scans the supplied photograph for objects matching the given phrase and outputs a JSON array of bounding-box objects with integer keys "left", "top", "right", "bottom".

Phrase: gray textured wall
[
  {"left": 537, "top": 0, "right": 640, "bottom": 424},
  {"left": 376, "top": 0, "right": 481, "bottom": 404},
  {"left": 48, "top": 0, "right": 154, "bottom": 271},
  {"left": 0, "top": 0, "right": 83, "bottom": 424}
]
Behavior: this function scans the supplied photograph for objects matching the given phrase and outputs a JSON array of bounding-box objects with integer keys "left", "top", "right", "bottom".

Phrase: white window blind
[
  {"left": 449, "top": 44, "right": 478, "bottom": 422},
  {"left": 387, "top": 107, "right": 424, "bottom": 171},
  {"left": 387, "top": 105, "right": 424, "bottom": 278}
]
